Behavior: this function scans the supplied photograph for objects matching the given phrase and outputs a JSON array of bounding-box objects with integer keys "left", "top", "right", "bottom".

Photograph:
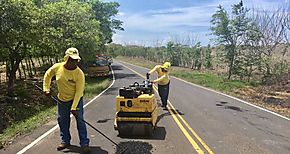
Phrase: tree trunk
[
  {"left": 228, "top": 56, "right": 234, "bottom": 80},
  {"left": 7, "top": 59, "right": 21, "bottom": 96},
  {"left": 227, "top": 46, "right": 236, "bottom": 80},
  {"left": 55, "top": 57, "right": 59, "bottom": 63},
  {"left": 191, "top": 59, "right": 194, "bottom": 69},
  {"left": 37, "top": 57, "right": 42, "bottom": 67},
  {"left": 20, "top": 61, "right": 27, "bottom": 79},
  {"left": 48, "top": 56, "right": 53, "bottom": 66},
  {"left": 29, "top": 56, "right": 36, "bottom": 76},
  {"left": 41, "top": 56, "right": 46, "bottom": 65},
  {"left": 200, "top": 50, "right": 204, "bottom": 70},
  {"left": 25, "top": 58, "right": 33, "bottom": 77},
  {"left": 265, "top": 63, "right": 271, "bottom": 77},
  {"left": 18, "top": 68, "right": 22, "bottom": 79}
]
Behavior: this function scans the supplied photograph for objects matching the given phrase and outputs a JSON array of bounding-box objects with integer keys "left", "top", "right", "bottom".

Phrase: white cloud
[
  {"left": 117, "top": 11, "right": 125, "bottom": 16},
  {"left": 118, "top": 5, "right": 214, "bottom": 33},
  {"left": 113, "top": 2, "right": 222, "bottom": 45},
  {"left": 112, "top": 33, "right": 125, "bottom": 44},
  {"left": 113, "top": 0, "right": 286, "bottom": 46}
]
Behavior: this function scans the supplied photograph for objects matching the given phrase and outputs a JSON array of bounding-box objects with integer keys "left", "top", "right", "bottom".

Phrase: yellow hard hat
[{"left": 161, "top": 62, "right": 171, "bottom": 70}]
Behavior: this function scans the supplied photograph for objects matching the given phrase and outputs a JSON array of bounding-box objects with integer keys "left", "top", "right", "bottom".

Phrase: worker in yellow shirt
[
  {"left": 43, "top": 47, "right": 90, "bottom": 153},
  {"left": 147, "top": 62, "right": 171, "bottom": 108}
]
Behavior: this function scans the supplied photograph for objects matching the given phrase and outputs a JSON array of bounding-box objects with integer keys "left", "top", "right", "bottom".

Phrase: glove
[
  {"left": 146, "top": 73, "right": 150, "bottom": 79},
  {"left": 44, "top": 91, "right": 51, "bottom": 97},
  {"left": 71, "top": 110, "right": 78, "bottom": 117}
]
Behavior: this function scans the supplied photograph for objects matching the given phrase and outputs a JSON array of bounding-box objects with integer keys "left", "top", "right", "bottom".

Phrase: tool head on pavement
[{"left": 114, "top": 77, "right": 158, "bottom": 136}]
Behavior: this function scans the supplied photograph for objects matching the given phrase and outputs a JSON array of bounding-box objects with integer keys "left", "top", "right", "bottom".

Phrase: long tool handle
[{"left": 34, "top": 84, "right": 128, "bottom": 154}]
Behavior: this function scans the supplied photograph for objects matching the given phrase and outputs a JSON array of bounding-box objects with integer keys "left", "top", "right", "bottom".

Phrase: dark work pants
[
  {"left": 158, "top": 82, "right": 170, "bottom": 106},
  {"left": 57, "top": 97, "right": 89, "bottom": 147}
]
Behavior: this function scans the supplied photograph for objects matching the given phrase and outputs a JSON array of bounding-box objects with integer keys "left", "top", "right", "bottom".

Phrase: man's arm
[
  {"left": 153, "top": 74, "right": 167, "bottom": 83},
  {"left": 148, "top": 65, "right": 159, "bottom": 74},
  {"left": 71, "top": 71, "right": 85, "bottom": 111},
  {"left": 43, "top": 64, "right": 57, "bottom": 93}
]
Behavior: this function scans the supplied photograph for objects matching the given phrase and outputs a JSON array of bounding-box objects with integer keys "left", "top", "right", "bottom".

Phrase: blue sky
[{"left": 106, "top": 0, "right": 288, "bottom": 46}]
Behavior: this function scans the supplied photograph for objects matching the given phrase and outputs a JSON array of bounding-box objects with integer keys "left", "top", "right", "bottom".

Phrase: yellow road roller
[{"left": 114, "top": 79, "right": 158, "bottom": 136}]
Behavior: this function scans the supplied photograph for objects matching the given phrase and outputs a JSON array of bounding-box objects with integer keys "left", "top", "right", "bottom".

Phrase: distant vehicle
[{"left": 88, "top": 54, "right": 111, "bottom": 77}]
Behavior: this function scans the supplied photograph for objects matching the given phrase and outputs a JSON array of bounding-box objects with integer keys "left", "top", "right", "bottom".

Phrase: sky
[{"left": 106, "top": 0, "right": 289, "bottom": 46}]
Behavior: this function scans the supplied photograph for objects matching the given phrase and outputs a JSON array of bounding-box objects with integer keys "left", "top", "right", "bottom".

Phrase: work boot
[
  {"left": 81, "top": 145, "right": 91, "bottom": 153},
  {"left": 56, "top": 143, "right": 70, "bottom": 151}
]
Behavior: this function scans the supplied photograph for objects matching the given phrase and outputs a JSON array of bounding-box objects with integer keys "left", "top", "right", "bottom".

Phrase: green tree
[
  {"left": 39, "top": 0, "right": 101, "bottom": 63},
  {"left": 192, "top": 42, "right": 202, "bottom": 70},
  {"left": 211, "top": 1, "right": 252, "bottom": 79},
  {"left": 87, "top": 0, "right": 123, "bottom": 46},
  {"left": 240, "top": 22, "right": 263, "bottom": 81},
  {"left": 204, "top": 44, "right": 213, "bottom": 69},
  {"left": 211, "top": 4, "right": 233, "bottom": 78},
  {"left": 166, "top": 42, "right": 176, "bottom": 65},
  {"left": 0, "top": 0, "right": 39, "bottom": 95}
]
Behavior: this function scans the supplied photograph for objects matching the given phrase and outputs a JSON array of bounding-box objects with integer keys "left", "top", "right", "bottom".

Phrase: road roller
[{"left": 114, "top": 76, "right": 157, "bottom": 136}]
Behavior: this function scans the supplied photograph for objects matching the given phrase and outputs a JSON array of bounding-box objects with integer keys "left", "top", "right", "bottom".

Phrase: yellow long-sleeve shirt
[
  {"left": 43, "top": 62, "right": 85, "bottom": 110},
  {"left": 149, "top": 65, "right": 170, "bottom": 85}
]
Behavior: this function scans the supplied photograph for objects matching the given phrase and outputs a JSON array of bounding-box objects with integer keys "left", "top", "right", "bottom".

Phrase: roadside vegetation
[{"left": 0, "top": 0, "right": 122, "bottom": 149}]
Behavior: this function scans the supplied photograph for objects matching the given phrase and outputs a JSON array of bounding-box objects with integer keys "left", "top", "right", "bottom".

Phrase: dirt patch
[{"left": 232, "top": 84, "right": 290, "bottom": 118}]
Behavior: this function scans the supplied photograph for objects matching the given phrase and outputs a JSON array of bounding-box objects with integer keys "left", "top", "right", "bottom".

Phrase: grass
[
  {"left": 0, "top": 77, "right": 111, "bottom": 148},
  {"left": 170, "top": 71, "right": 248, "bottom": 93},
  {"left": 84, "top": 77, "right": 111, "bottom": 98},
  {"left": 116, "top": 56, "right": 156, "bottom": 69},
  {"left": 0, "top": 106, "right": 56, "bottom": 148}
]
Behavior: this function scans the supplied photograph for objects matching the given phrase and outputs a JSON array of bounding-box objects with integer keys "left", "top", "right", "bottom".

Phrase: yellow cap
[
  {"left": 65, "top": 47, "right": 81, "bottom": 60},
  {"left": 161, "top": 62, "right": 171, "bottom": 70}
]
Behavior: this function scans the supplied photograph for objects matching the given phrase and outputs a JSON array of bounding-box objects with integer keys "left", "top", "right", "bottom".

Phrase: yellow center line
[
  {"left": 118, "top": 62, "right": 213, "bottom": 154},
  {"left": 152, "top": 86, "right": 204, "bottom": 154},
  {"left": 167, "top": 101, "right": 214, "bottom": 154}
]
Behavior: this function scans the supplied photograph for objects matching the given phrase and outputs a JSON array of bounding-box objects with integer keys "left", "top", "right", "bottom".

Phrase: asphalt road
[{"left": 1, "top": 62, "right": 290, "bottom": 154}]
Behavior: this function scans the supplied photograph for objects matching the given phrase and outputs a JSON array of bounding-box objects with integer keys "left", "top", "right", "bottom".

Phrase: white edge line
[
  {"left": 17, "top": 66, "right": 116, "bottom": 154},
  {"left": 118, "top": 60, "right": 290, "bottom": 121}
]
